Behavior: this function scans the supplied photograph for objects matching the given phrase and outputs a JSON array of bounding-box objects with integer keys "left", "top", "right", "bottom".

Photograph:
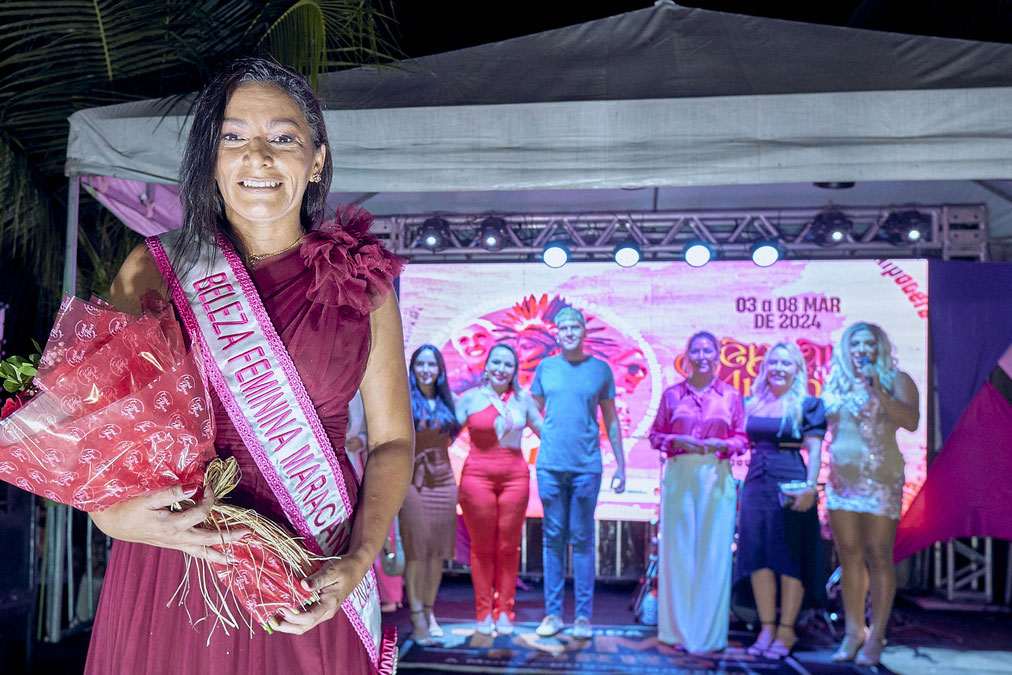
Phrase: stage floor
[
  {"left": 388, "top": 575, "right": 1012, "bottom": 675},
  {"left": 22, "top": 574, "right": 1012, "bottom": 674}
]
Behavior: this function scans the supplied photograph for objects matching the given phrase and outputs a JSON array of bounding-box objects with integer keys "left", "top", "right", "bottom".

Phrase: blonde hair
[
  {"left": 747, "top": 342, "right": 808, "bottom": 438},
  {"left": 823, "top": 322, "right": 898, "bottom": 413}
]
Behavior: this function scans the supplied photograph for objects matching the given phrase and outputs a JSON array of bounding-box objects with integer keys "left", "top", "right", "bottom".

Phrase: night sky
[{"left": 389, "top": 0, "right": 1012, "bottom": 59}]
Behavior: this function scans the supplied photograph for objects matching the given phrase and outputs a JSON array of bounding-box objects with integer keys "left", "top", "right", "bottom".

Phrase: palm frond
[
  {"left": 0, "top": 132, "right": 64, "bottom": 298},
  {"left": 0, "top": 0, "right": 398, "bottom": 312},
  {"left": 257, "top": 1, "right": 328, "bottom": 87},
  {"left": 251, "top": 0, "right": 398, "bottom": 85}
]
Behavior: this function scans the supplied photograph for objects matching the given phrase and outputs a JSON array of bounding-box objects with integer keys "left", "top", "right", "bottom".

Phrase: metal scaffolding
[{"left": 371, "top": 203, "right": 989, "bottom": 262}]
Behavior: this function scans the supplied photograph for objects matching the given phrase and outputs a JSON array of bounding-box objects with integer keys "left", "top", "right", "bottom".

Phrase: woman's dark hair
[
  {"left": 409, "top": 345, "right": 460, "bottom": 438},
  {"left": 176, "top": 57, "right": 333, "bottom": 267}
]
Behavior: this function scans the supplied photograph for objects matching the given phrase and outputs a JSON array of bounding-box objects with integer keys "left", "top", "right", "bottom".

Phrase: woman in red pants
[{"left": 455, "top": 344, "right": 543, "bottom": 635}]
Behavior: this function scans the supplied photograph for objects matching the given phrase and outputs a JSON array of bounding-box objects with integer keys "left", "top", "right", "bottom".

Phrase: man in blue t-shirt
[{"left": 530, "top": 307, "right": 625, "bottom": 639}]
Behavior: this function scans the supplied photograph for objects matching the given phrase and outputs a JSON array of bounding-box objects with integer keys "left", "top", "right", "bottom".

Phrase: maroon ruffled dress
[{"left": 84, "top": 208, "right": 404, "bottom": 675}]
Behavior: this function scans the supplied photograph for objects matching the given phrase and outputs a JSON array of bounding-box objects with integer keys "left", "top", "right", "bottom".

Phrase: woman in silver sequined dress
[{"left": 822, "top": 322, "right": 919, "bottom": 667}]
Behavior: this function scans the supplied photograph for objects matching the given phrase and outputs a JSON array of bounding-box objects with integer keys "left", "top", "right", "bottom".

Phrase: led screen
[{"left": 400, "top": 259, "right": 928, "bottom": 522}]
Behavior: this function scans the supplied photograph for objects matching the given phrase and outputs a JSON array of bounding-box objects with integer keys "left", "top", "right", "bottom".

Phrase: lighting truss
[{"left": 369, "top": 204, "right": 988, "bottom": 262}]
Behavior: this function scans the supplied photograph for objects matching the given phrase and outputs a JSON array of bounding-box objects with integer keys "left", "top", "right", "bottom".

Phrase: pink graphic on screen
[{"left": 401, "top": 260, "right": 928, "bottom": 522}]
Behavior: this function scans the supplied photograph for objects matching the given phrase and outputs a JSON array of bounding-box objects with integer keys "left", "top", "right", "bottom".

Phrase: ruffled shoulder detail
[{"left": 300, "top": 204, "right": 406, "bottom": 313}]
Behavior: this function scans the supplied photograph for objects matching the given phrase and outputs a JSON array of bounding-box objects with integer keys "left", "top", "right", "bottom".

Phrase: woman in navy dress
[{"left": 735, "top": 342, "right": 826, "bottom": 659}]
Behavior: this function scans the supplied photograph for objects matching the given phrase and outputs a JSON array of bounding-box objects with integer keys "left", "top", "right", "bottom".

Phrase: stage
[
  {"left": 387, "top": 576, "right": 1012, "bottom": 675},
  {"left": 18, "top": 571, "right": 1012, "bottom": 673}
]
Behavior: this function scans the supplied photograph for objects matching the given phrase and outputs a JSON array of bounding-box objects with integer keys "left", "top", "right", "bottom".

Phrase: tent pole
[{"left": 64, "top": 175, "right": 79, "bottom": 296}]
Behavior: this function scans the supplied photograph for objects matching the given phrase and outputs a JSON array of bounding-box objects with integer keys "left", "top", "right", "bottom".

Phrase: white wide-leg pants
[{"left": 657, "top": 454, "right": 737, "bottom": 654}]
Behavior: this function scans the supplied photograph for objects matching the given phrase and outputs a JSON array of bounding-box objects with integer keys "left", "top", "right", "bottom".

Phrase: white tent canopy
[{"left": 64, "top": 1, "right": 1012, "bottom": 236}]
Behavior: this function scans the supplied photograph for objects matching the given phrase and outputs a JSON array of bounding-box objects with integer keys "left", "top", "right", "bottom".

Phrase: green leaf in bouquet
[
  {"left": 21, "top": 365, "right": 38, "bottom": 377},
  {"left": 3, "top": 380, "right": 19, "bottom": 393}
]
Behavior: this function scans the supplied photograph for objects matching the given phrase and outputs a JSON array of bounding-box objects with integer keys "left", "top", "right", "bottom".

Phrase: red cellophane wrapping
[
  {"left": 1, "top": 295, "right": 324, "bottom": 633},
  {"left": 195, "top": 457, "right": 322, "bottom": 632},
  {"left": 0, "top": 294, "right": 216, "bottom": 510},
  {"left": 214, "top": 535, "right": 321, "bottom": 630}
]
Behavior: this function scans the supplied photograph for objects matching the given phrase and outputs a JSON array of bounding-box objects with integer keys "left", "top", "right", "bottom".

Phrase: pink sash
[{"left": 148, "top": 231, "right": 395, "bottom": 673}]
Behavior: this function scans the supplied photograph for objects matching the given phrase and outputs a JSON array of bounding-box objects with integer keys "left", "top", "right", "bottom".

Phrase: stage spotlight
[
  {"left": 419, "top": 217, "right": 449, "bottom": 251},
  {"left": 881, "top": 210, "right": 930, "bottom": 245},
  {"left": 479, "top": 217, "right": 507, "bottom": 251},
  {"left": 542, "top": 240, "right": 570, "bottom": 268},
  {"left": 751, "top": 240, "right": 782, "bottom": 267},
  {"left": 810, "top": 210, "right": 852, "bottom": 247},
  {"left": 613, "top": 239, "right": 641, "bottom": 267},
  {"left": 683, "top": 242, "right": 713, "bottom": 267}
]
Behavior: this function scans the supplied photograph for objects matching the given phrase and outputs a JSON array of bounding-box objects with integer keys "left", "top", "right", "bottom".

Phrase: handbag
[
  {"left": 778, "top": 480, "right": 811, "bottom": 507},
  {"left": 380, "top": 515, "right": 406, "bottom": 577}
]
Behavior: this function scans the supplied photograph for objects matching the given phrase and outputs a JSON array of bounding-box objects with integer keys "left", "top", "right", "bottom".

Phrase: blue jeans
[{"left": 537, "top": 469, "right": 602, "bottom": 619}]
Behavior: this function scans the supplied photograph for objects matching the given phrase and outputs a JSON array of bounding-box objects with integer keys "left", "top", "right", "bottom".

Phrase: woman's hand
[
  {"left": 786, "top": 486, "right": 817, "bottom": 512},
  {"left": 89, "top": 484, "right": 248, "bottom": 564},
  {"left": 669, "top": 434, "right": 704, "bottom": 454},
  {"left": 702, "top": 437, "right": 728, "bottom": 455},
  {"left": 272, "top": 554, "right": 371, "bottom": 635},
  {"left": 858, "top": 362, "right": 879, "bottom": 390}
]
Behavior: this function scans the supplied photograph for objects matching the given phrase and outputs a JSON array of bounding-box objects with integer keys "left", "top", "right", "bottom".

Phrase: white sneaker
[
  {"left": 475, "top": 615, "right": 495, "bottom": 635},
  {"left": 535, "top": 614, "right": 564, "bottom": 637},
  {"left": 572, "top": 616, "right": 594, "bottom": 639},
  {"left": 495, "top": 614, "right": 515, "bottom": 635}
]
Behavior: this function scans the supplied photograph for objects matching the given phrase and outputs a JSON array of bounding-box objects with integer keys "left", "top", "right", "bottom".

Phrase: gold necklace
[{"left": 247, "top": 232, "right": 304, "bottom": 269}]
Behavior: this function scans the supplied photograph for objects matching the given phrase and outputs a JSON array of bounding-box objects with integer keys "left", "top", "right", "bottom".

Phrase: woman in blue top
[{"left": 734, "top": 342, "right": 827, "bottom": 659}]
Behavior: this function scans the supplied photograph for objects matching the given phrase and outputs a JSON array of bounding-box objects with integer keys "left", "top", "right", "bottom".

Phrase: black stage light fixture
[
  {"left": 613, "top": 239, "right": 641, "bottom": 268},
  {"left": 810, "top": 210, "right": 852, "bottom": 246},
  {"left": 542, "top": 240, "right": 570, "bottom": 268},
  {"left": 683, "top": 241, "right": 714, "bottom": 267},
  {"left": 881, "top": 210, "right": 930, "bottom": 245},
  {"left": 479, "top": 217, "right": 507, "bottom": 251},
  {"left": 751, "top": 239, "right": 783, "bottom": 267},
  {"left": 419, "top": 217, "right": 450, "bottom": 251}
]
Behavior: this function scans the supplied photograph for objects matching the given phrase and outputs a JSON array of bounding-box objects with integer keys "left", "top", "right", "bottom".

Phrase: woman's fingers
[
  {"left": 302, "top": 558, "right": 348, "bottom": 593},
  {"left": 789, "top": 490, "right": 816, "bottom": 511},
  {"left": 161, "top": 488, "right": 216, "bottom": 527},
  {"left": 147, "top": 482, "right": 204, "bottom": 509},
  {"left": 91, "top": 483, "right": 253, "bottom": 562},
  {"left": 180, "top": 543, "right": 232, "bottom": 565},
  {"left": 271, "top": 592, "right": 340, "bottom": 635}
]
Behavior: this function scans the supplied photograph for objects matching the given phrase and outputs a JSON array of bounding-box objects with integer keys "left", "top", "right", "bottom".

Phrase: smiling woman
[
  {"left": 648, "top": 330, "right": 746, "bottom": 654},
  {"left": 455, "top": 343, "right": 542, "bottom": 636},
  {"left": 215, "top": 83, "right": 326, "bottom": 247},
  {"left": 83, "top": 59, "right": 412, "bottom": 675},
  {"left": 822, "top": 322, "right": 920, "bottom": 666},
  {"left": 734, "top": 342, "right": 827, "bottom": 660},
  {"left": 399, "top": 344, "right": 461, "bottom": 644}
]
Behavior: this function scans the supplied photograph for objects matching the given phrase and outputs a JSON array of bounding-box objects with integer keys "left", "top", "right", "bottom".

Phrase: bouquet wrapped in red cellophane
[
  {"left": 0, "top": 295, "right": 216, "bottom": 508},
  {"left": 191, "top": 457, "right": 322, "bottom": 634},
  {"left": 0, "top": 295, "right": 322, "bottom": 633}
]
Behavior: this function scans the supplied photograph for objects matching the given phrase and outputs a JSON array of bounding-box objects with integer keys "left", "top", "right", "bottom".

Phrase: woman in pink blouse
[{"left": 649, "top": 331, "right": 746, "bottom": 654}]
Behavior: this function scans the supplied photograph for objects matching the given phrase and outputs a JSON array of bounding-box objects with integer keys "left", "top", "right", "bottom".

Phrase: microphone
[{"left": 858, "top": 355, "right": 873, "bottom": 386}]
